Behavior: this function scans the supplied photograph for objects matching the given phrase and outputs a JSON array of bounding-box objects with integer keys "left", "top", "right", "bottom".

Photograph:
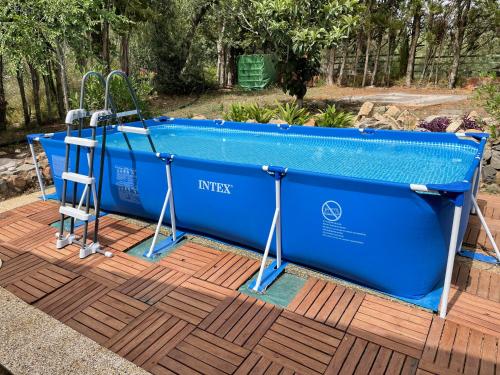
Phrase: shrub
[
  {"left": 245, "top": 104, "right": 276, "bottom": 124},
  {"left": 474, "top": 76, "right": 500, "bottom": 123},
  {"left": 460, "top": 114, "right": 483, "bottom": 131},
  {"left": 418, "top": 117, "right": 451, "bottom": 132},
  {"left": 275, "top": 102, "right": 311, "bottom": 125},
  {"left": 315, "top": 105, "right": 355, "bottom": 128},
  {"left": 223, "top": 103, "right": 251, "bottom": 122}
]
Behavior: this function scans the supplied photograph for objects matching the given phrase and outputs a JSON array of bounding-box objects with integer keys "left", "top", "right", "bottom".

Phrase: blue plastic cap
[{"left": 156, "top": 152, "right": 174, "bottom": 162}]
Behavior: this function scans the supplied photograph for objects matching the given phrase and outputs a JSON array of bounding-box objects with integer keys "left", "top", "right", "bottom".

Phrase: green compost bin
[{"left": 238, "top": 54, "right": 277, "bottom": 90}]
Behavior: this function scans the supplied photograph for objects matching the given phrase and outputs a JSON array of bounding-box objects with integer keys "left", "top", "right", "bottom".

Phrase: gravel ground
[{"left": 0, "top": 288, "right": 149, "bottom": 375}]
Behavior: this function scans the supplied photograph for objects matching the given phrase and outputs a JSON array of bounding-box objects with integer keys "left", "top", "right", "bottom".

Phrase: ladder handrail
[{"left": 104, "top": 70, "right": 157, "bottom": 154}]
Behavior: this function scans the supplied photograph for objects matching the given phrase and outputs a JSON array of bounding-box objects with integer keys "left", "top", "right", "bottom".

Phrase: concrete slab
[{"left": 340, "top": 92, "right": 469, "bottom": 106}]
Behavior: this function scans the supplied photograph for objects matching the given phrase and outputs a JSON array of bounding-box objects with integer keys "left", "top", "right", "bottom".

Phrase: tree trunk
[
  {"left": 405, "top": 4, "right": 422, "bottom": 87},
  {"left": 16, "top": 68, "right": 31, "bottom": 127},
  {"left": 361, "top": 32, "right": 372, "bottom": 87},
  {"left": 383, "top": 32, "right": 393, "bottom": 86},
  {"left": 102, "top": 0, "right": 111, "bottom": 74},
  {"left": 225, "top": 48, "right": 234, "bottom": 87},
  {"left": 120, "top": 32, "right": 130, "bottom": 75},
  {"left": 56, "top": 42, "right": 70, "bottom": 113},
  {"left": 0, "top": 55, "right": 7, "bottom": 131},
  {"left": 216, "top": 22, "right": 226, "bottom": 87},
  {"left": 42, "top": 72, "right": 53, "bottom": 122},
  {"left": 370, "top": 34, "right": 383, "bottom": 86},
  {"left": 325, "top": 48, "right": 336, "bottom": 86},
  {"left": 28, "top": 63, "right": 42, "bottom": 126},
  {"left": 448, "top": 0, "right": 472, "bottom": 88},
  {"left": 337, "top": 42, "right": 349, "bottom": 86},
  {"left": 52, "top": 61, "right": 65, "bottom": 120},
  {"left": 351, "top": 31, "right": 363, "bottom": 85}
]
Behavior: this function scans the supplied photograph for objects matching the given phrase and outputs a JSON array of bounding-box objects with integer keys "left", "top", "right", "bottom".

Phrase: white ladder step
[
  {"left": 65, "top": 137, "right": 97, "bottom": 148},
  {"left": 117, "top": 125, "right": 150, "bottom": 135},
  {"left": 59, "top": 206, "right": 91, "bottom": 221},
  {"left": 62, "top": 172, "right": 94, "bottom": 185}
]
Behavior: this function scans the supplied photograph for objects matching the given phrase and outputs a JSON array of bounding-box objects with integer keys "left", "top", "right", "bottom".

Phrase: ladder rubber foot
[{"left": 55, "top": 233, "right": 76, "bottom": 249}]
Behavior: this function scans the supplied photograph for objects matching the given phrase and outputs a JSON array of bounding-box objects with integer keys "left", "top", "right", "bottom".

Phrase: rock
[
  {"left": 9, "top": 175, "right": 27, "bottom": 190},
  {"left": 303, "top": 118, "right": 316, "bottom": 127},
  {"left": 356, "top": 102, "right": 374, "bottom": 119},
  {"left": 245, "top": 119, "right": 258, "bottom": 123},
  {"left": 0, "top": 151, "right": 7, "bottom": 157},
  {"left": 483, "top": 143, "right": 492, "bottom": 161},
  {"left": 446, "top": 120, "right": 462, "bottom": 133},
  {"left": 482, "top": 165, "right": 497, "bottom": 183},
  {"left": 42, "top": 166, "right": 52, "bottom": 179},
  {"left": 467, "top": 111, "right": 480, "bottom": 120},
  {"left": 356, "top": 118, "right": 379, "bottom": 128},
  {"left": 490, "top": 151, "right": 500, "bottom": 169},
  {"left": 385, "top": 105, "right": 401, "bottom": 119},
  {"left": 496, "top": 172, "right": 500, "bottom": 185},
  {"left": 396, "top": 110, "right": 418, "bottom": 129},
  {"left": 272, "top": 119, "right": 288, "bottom": 125},
  {"left": 423, "top": 115, "right": 440, "bottom": 123},
  {"left": 373, "top": 113, "right": 400, "bottom": 130},
  {"left": 0, "top": 179, "right": 7, "bottom": 194},
  {"left": 16, "top": 164, "right": 36, "bottom": 173},
  {"left": 191, "top": 114, "right": 207, "bottom": 120}
]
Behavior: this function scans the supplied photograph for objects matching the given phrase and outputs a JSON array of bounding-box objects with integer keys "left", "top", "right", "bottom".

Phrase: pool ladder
[{"left": 56, "top": 70, "right": 157, "bottom": 259}]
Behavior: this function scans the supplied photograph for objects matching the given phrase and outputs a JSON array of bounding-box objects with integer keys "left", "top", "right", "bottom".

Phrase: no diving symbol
[{"left": 322, "top": 200, "right": 342, "bottom": 222}]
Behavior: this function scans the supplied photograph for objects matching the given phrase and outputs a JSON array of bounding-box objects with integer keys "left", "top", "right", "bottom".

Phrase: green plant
[
  {"left": 474, "top": 76, "right": 500, "bottom": 123},
  {"left": 275, "top": 102, "right": 311, "bottom": 125},
  {"left": 223, "top": 103, "right": 251, "bottom": 122},
  {"left": 245, "top": 104, "right": 275, "bottom": 124},
  {"left": 315, "top": 105, "right": 355, "bottom": 128}
]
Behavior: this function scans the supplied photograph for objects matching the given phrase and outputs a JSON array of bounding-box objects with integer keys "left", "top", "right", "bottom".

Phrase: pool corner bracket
[{"left": 143, "top": 230, "right": 186, "bottom": 259}]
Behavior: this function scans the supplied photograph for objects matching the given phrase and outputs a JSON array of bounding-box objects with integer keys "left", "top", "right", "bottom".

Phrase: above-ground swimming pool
[{"left": 39, "top": 118, "right": 486, "bottom": 300}]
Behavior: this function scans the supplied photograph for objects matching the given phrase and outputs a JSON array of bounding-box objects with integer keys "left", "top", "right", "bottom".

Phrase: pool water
[{"left": 103, "top": 124, "right": 478, "bottom": 185}]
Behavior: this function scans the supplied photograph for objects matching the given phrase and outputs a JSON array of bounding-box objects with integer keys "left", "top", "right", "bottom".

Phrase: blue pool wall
[{"left": 39, "top": 118, "right": 485, "bottom": 300}]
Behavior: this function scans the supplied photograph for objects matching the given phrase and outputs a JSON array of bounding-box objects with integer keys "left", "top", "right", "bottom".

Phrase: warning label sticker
[
  {"left": 115, "top": 166, "right": 140, "bottom": 203},
  {"left": 321, "top": 200, "right": 366, "bottom": 245}
]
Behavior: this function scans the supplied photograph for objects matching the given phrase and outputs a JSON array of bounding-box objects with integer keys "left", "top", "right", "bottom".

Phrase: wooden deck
[{"left": 0, "top": 197, "right": 499, "bottom": 374}]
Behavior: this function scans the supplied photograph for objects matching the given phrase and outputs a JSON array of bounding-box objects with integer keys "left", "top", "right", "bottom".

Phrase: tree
[
  {"left": 405, "top": 0, "right": 422, "bottom": 87},
  {"left": 0, "top": 55, "right": 6, "bottom": 131},
  {"left": 236, "top": 0, "right": 359, "bottom": 106}
]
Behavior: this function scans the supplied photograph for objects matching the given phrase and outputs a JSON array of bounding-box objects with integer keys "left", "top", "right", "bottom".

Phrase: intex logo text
[{"left": 198, "top": 179, "right": 233, "bottom": 194}]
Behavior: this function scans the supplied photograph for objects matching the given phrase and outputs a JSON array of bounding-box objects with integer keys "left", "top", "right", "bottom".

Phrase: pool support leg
[
  {"left": 28, "top": 139, "right": 47, "bottom": 201},
  {"left": 470, "top": 196, "right": 500, "bottom": 261},
  {"left": 250, "top": 166, "right": 288, "bottom": 294},
  {"left": 439, "top": 200, "right": 463, "bottom": 319},
  {"left": 144, "top": 154, "right": 185, "bottom": 258}
]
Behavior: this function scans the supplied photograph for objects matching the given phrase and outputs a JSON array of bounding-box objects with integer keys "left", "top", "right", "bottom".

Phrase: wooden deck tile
[
  {"left": 150, "top": 328, "right": 250, "bottom": 375},
  {"left": 288, "top": 277, "right": 365, "bottom": 331},
  {"left": 326, "top": 334, "right": 419, "bottom": 375},
  {"left": 13, "top": 200, "right": 59, "bottom": 218},
  {"left": 106, "top": 306, "right": 195, "bottom": 371},
  {"left": 464, "top": 215, "right": 500, "bottom": 252},
  {"left": 348, "top": 294, "right": 432, "bottom": 358},
  {"left": 5, "top": 264, "right": 78, "bottom": 304},
  {"left": 34, "top": 276, "right": 110, "bottom": 322},
  {"left": 194, "top": 252, "right": 260, "bottom": 290},
  {"left": 116, "top": 264, "right": 190, "bottom": 305},
  {"left": 235, "top": 352, "right": 298, "bottom": 375},
  {"left": 55, "top": 249, "right": 106, "bottom": 275},
  {"left": 66, "top": 290, "right": 149, "bottom": 345},
  {"left": 199, "top": 294, "right": 281, "bottom": 350},
  {"left": 419, "top": 317, "right": 500, "bottom": 375},
  {"left": 22, "top": 201, "right": 61, "bottom": 225},
  {"left": 155, "top": 277, "right": 238, "bottom": 325},
  {"left": 446, "top": 288, "right": 500, "bottom": 338},
  {"left": 0, "top": 217, "right": 46, "bottom": 243},
  {"left": 0, "top": 243, "right": 25, "bottom": 262},
  {"left": 451, "top": 262, "right": 499, "bottom": 303},
  {"left": 0, "top": 253, "right": 48, "bottom": 286},
  {"left": 5, "top": 225, "right": 56, "bottom": 251},
  {"left": 159, "top": 242, "right": 223, "bottom": 275},
  {"left": 81, "top": 251, "right": 150, "bottom": 288},
  {"left": 254, "top": 310, "right": 344, "bottom": 375},
  {"left": 79, "top": 216, "right": 153, "bottom": 252}
]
